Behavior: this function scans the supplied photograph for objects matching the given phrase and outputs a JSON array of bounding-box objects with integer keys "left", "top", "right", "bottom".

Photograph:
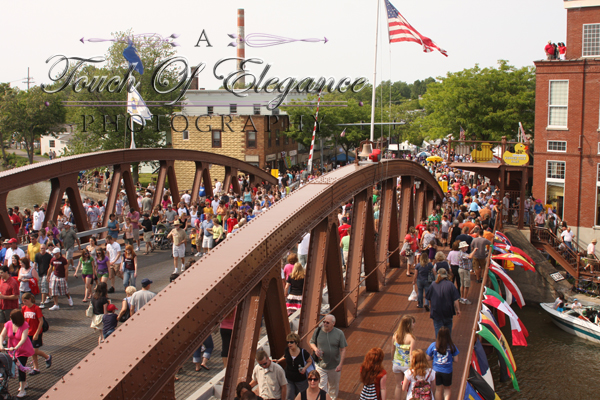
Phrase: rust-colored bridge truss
[
  {"left": 39, "top": 159, "right": 443, "bottom": 400},
  {"left": 0, "top": 149, "right": 277, "bottom": 240}
]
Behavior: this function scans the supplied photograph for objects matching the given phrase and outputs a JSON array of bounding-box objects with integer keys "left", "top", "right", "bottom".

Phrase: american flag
[{"left": 385, "top": 0, "right": 448, "bottom": 57}]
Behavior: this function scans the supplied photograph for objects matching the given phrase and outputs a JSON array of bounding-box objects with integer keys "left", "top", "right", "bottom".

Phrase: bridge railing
[
  {"left": 41, "top": 159, "right": 444, "bottom": 400},
  {"left": 456, "top": 210, "right": 500, "bottom": 399}
]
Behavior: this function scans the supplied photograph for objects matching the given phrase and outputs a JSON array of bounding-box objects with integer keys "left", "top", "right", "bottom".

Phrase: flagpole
[
  {"left": 369, "top": 0, "right": 380, "bottom": 143},
  {"left": 130, "top": 117, "right": 135, "bottom": 149}
]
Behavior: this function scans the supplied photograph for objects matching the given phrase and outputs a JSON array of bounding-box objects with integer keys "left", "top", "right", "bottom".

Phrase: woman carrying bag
[{"left": 275, "top": 332, "right": 313, "bottom": 400}]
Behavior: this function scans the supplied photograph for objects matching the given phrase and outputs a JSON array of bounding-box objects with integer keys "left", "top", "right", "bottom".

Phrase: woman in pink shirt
[{"left": 0, "top": 310, "right": 35, "bottom": 397}]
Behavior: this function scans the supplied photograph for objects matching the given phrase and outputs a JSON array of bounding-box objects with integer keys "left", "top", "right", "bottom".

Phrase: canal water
[
  {"left": 491, "top": 303, "right": 600, "bottom": 399},
  {"left": 6, "top": 181, "right": 52, "bottom": 210}
]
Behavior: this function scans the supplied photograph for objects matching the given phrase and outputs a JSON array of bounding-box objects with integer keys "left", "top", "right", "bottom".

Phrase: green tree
[
  {"left": 282, "top": 91, "right": 371, "bottom": 162},
  {"left": 0, "top": 82, "right": 13, "bottom": 163},
  {"left": 421, "top": 60, "right": 535, "bottom": 141},
  {"left": 62, "top": 30, "right": 183, "bottom": 182},
  {"left": 0, "top": 86, "right": 66, "bottom": 164}
]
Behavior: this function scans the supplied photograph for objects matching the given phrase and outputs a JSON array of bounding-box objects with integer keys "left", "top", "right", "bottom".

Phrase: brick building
[
  {"left": 172, "top": 90, "right": 304, "bottom": 190},
  {"left": 533, "top": 0, "right": 600, "bottom": 244}
]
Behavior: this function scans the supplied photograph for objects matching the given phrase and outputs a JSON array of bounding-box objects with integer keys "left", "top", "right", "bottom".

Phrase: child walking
[
  {"left": 402, "top": 349, "right": 435, "bottom": 400},
  {"left": 426, "top": 327, "right": 459, "bottom": 400}
]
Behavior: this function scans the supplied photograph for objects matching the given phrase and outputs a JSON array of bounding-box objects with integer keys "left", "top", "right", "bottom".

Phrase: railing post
[
  {"left": 298, "top": 220, "right": 328, "bottom": 350},
  {"left": 0, "top": 192, "right": 14, "bottom": 239},
  {"left": 345, "top": 188, "right": 376, "bottom": 323}
]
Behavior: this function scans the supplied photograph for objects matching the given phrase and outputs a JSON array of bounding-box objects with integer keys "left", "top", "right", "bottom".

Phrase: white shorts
[
  {"left": 173, "top": 243, "right": 185, "bottom": 258},
  {"left": 392, "top": 364, "right": 409, "bottom": 373},
  {"left": 202, "top": 236, "right": 214, "bottom": 248},
  {"left": 66, "top": 248, "right": 74, "bottom": 260}
]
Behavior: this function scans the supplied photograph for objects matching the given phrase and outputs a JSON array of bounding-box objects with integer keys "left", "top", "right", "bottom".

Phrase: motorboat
[{"left": 541, "top": 302, "right": 600, "bottom": 344}]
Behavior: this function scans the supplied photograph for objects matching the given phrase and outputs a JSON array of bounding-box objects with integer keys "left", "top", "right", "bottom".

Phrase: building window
[
  {"left": 230, "top": 104, "right": 237, "bottom": 114},
  {"left": 182, "top": 130, "right": 189, "bottom": 140},
  {"left": 548, "top": 80, "right": 568, "bottom": 128},
  {"left": 246, "top": 131, "right": 257, "bottom": 148},
  {"left": 547, "top": 160, "right": 566, "bottom": 220},
  {"left": 275, "top": 129, "right": 280, "bottom": 146},
  {"left": 547, "top": 141, "right": 566, "bottom": 152},
  {"left": 547, "top": 161, "right": 566, "bottom": 179},
  {"left": 49, "top": 140, "right": 55, "bottom": 148},
  {"left": 284, "top": 135, "right": 289, "bottom": 145},
  {"left": 584, "top": 24, "right": 600, "bottom": 57},
  {"left": 212, "top": 130, "right": 221, "bottom": 148},
  {"left": 207, "top": 106, "right": 214, "bottom": 115},
  {"left": 253, "top": 104, "right": 261, "bottom": 115},
  {"left": 268, "top": 131, "right": 272, "bottom": 148}
]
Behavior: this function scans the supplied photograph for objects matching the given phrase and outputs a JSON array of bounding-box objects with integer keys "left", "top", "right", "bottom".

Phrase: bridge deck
[{"left": 338, "top": 267, "right": 481, "bottom": 399}]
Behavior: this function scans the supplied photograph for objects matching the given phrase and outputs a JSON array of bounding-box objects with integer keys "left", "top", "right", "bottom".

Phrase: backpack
[{"left": 410, "top": 371, "right": 432, "bottom": 400}]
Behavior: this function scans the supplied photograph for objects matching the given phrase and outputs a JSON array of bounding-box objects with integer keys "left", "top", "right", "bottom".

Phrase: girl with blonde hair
[
  {"left": 285, "top": 262, "right": 305, "bottom": 315},
  {"left": 392, "top": 315, "right": 416, "bottom": 400}
]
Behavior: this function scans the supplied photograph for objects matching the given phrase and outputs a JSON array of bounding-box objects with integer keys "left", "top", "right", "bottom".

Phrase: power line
[{"left": 22, "top": 67, "right": 34, "bottom": 90}]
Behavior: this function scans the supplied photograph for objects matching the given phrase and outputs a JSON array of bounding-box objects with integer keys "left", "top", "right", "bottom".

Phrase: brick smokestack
[{"left": 237, "top": 8, "right": 245, "bottom": 87}]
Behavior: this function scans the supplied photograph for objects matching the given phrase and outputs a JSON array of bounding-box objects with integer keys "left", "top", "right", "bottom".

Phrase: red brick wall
[
  {"left": 533, "top": 59, "right": 600, "bottom": 228},
  {"left": 241, "top": 115, "right": 295, "bottom": 169},
  {"left": 567, "top": 6, "right": 600, "bottom": 59}
]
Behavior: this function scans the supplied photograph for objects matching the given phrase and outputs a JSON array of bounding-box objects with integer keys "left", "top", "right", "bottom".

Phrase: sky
[{"left": 0, "top": 0, "right": 567, "bottom": 92}]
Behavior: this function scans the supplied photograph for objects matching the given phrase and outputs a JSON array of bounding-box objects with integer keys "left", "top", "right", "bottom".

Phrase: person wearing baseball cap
[
  {"left": 4, "top": 238, "right": 25, "bottom": 272},
  {"left": 101, "top": 303, "right": 119, "bottom": 343},
  {"left": 47, "top": 248, "right": 74, "bottom": 310},
  {"left": 130, "top": 279, "right": 155, "bottom": 314}
]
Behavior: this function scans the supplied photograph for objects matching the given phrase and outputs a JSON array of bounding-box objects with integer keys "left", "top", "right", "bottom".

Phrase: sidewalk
[
  {"left": 9, "top": 245, "right": 224, "bottom": 399},
  {"left": 5, "top": 148, "right": 48, "bottom": 163}
]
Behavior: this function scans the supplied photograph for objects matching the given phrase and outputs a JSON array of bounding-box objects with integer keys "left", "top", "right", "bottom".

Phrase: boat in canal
[{"left": 541, "top": 302, "right": 600, "bottom": 344}]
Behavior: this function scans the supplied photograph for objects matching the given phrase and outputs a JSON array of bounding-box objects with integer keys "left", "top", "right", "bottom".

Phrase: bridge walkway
[{"left": 338, "top": 267, "right": 481, "bottom": 399}]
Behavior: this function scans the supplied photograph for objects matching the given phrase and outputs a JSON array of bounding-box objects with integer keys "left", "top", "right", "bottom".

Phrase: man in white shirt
[
  {"left": 4, "top": 238, "right": 25, "bottom": 268},
  {"left": 181, "top": 190, "right": 191, "bottom": 205},
  {"left": 587, "top": 239, "right": 597, "bottom": 259},
  {"left": 105, "top": 235, "right": 122, "bottom": 293},
  {"left": 561, "top": 227, "right": 574, "bottom": 251},
  {"left": 214, "top": 179, "right": 222, "bottom": 195},
  {"left": 63, "top": 201, "right": 72, "bottom": 221},
  {"left": 33, "top": 205, "right": 44, "bottom": 233}
]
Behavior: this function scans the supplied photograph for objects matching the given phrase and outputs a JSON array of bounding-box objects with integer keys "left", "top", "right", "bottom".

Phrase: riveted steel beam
[
  {"left": 324, "top": 220, "right": 347, "bottom": 327},
  {"left": 399, "top": 177, "right": 414, "bottom": 238},
  {"left": 42, "top": 160, "right": 442, "bottom": 400}
]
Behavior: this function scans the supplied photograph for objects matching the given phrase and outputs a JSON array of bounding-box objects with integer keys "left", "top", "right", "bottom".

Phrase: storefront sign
[
  {"left": 266, "top": 154, "right": 276, "bottom": 161},
  {"left": 502, "top": 143, "right": 529, "bottom": 166},
  {"left": 245, "top": 155, "right": 259, "bottom": 162},
  {"left": 289, "top": 150, "right": 297, "bottom": 156}
]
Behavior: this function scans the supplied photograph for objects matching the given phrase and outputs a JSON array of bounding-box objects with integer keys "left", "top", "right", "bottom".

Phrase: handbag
[
  {"left": 302, "top": 348, "right": 315, "bottom": 374},
  {"left": 86, "top": 303, "right": 94, "bottom": 318},
  {"left": 427, "top": 265, "right": 435, "bottom": 283},
  {"left": 311, "top": 326, "right": 322, "bottom": 364},
  {"left": 119, "top": 300, "right": 131, "bottom": 323},
  {"left": 29, "top": 277, "right": 40, "bottom": 296},
  {"left": 400, "top": 242, "right": 413, "bottom": 257}
]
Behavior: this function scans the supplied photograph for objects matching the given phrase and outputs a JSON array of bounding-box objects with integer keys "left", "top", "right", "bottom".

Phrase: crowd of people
[
  {"left": 544, "top": 40, "right": 567, "bottom": 60},
  {"left": 4, "top": 141, "right": 597, "bottom": 399}
]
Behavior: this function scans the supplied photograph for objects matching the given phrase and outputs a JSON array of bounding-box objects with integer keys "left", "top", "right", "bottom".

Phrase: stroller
[
  {"left": 153, "top": 223, "right": 171, "bottom": 250},
  {"left": 0, "top": 352, "right": 15, "bottom": 399}
]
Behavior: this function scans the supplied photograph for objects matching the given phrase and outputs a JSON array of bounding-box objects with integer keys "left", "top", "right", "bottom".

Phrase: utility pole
[{"left": 22, "top": 68, "right": 34, "bottom": 90}]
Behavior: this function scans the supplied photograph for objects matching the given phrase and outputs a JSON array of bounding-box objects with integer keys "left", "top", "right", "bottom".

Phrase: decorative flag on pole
[
  {"left": 127, "top": 87, "right": 153, "bottom": 126},
  {"left": 483, "top": 287, "right": 529, "bottom": 346},
  {"left": 340, "top": 128, "right": 346, "bottom": 138},
  {"left": 477, "top": 323, "right": 520, "bottom": 391},
  {"left": 492, "top": 253, "right": 535, "bottom": 272},
  {"left": 307, "top": 91, "right": 323, "bottom": 174},
  {"left": 494, "top": 243, "right": 536, "bottom": 265},
  {"left": 494, "top": 231, "right": 512, "bottom": 246},
  {"left": 459, "top": 126, "right": 466, "bottom": 141},
  {"left": 489, "top": 261, "right": 526, "bottom": 308},
  {"left": 385, "top": 0, "right": 448, "bottom": 56}
]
